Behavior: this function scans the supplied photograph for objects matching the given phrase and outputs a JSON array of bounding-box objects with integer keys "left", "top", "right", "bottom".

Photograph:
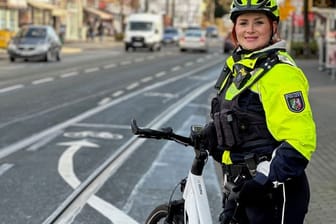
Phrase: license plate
[
  {"left": 133, "top": 42, "right": 143, "bottom": 47},
  {"left": 20, "top": 51, "right": 31, "bottom": 56}
]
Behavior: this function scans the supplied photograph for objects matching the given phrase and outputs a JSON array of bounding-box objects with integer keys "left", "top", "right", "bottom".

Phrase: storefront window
[
  {"left": 0, "top": 9, "right": 5, "bottom": 29},
  {"left": 9, "top": 10, "right": 18, "bottom": 31}
]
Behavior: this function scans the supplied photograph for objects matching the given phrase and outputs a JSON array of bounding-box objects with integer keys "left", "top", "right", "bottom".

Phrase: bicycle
[{"left": 131, "top": 119, "right": 223, "bottom": 224}]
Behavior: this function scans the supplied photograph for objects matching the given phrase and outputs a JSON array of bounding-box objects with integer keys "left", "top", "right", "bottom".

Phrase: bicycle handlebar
[{"left": 131, "top": 119, "right": 192, "bottom": 146}]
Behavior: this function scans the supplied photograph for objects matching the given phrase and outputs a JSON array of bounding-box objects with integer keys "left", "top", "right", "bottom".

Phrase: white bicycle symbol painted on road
[{"left": 64, "top": 131, "right": 123, "bottom": 140}]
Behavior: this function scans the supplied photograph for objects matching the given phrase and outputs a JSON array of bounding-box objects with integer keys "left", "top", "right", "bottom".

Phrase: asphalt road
[{"left": 0, "top": 44, "right": 226, "bottom": 223}]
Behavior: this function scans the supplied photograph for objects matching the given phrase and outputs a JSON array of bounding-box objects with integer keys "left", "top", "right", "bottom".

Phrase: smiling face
[{"left": 234, "top": 12, "right": 278, "bottom": 51}]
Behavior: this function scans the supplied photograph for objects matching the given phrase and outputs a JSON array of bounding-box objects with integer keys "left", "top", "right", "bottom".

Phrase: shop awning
[
  {"left": 0, "top": 0, "right": 27, "bottom": 9},
  {"left": 84, "top": 7, "right": 113, "bottom": 20},
  {"left": 312, "top": 7, "right": 336, "bottom": 19},
  {"left": 27, "top": 0, "right": 67, "bottom": 16}
]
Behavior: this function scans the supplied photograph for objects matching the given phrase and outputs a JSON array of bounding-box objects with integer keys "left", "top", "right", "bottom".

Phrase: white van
[{"left": 124, "top": 13, "right": 163, "bottom": 52}]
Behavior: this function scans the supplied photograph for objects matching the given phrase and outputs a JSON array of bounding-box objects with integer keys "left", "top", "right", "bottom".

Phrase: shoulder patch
[{"left": 284, "top": 91, "right": 305, "bottom": 112}]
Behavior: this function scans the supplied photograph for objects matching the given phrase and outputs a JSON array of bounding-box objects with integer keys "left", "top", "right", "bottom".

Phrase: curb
[{"left": 61, "top": 47, "right": 82, "bottom": 54}]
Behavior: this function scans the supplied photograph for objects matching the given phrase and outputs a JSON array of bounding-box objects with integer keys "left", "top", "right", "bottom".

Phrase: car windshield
[
  {"left": 185, "top": 31, "right": 202, "bottom": 37},
  {"left": 206, "top": 27, "right": 216, "bottom": 31},
  {"left": 17, "top": 27, "right": 47, "bottom": 38},
  {"left": 129, "top": 22, "right": 153, "bottom": 31},
  {"left": 164, "top": 29, "right": 178, "bottom": 34}
]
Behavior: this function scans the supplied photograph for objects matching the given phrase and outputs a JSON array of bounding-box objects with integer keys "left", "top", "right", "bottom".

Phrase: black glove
[
  {"left": 219, "top": 193, "right": 238, "bottom": 224},
  {"left": 234, "top": 179, "right": 272, "bottom": 205},
  {"left": 200, "top": 122, "right": 218, "bottom": 154}
]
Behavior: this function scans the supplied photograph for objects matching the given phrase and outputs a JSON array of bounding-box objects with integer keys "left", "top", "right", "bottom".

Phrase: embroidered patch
[{"left": 285, "top": 91, "right": 305, "bottom": 112}]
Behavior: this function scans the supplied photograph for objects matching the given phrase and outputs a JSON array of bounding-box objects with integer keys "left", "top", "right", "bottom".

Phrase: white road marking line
[
  {"left": 112, "top": 90, "right": 124, "bottom": 97},
  {"left": 57, "top": 140, "right": 138, "bottom": 224},
  {"left": 26, "top": 130, "right": 62, "bottom": 151},
  {"left": 126, "top": 82, "right": 139, "bottom": 90},
  {"left": 121, "top": 61, "right": 131, "bottom": 65},
  {"left": 144, "top": 92, "right": 178, "bottom": 99},
  {"left": 189, "top": 75, "right": 212, "bottom": 81},
  {"left": 185, "top": 62, "right": 194, "bottom": 67},
  {"left": 141, "top": 76, "right": 153, "bottom": 83},
  {"left": 32, "top": 78, "right": 54, "bottom": 85},
  {"left": 98, "top": 97, "right": 111, "bottom": 105},
  {"left": 0, "top": 84, "right": 24, "bottom": 93},
  {"left": 85, "top": 67, "right": 99, "bottom": 73},
  {"left": 171, "top": 66, "right": 181, "bottom": 71},
  {"left": 103, "top": 64, "right": 116, "bottom": 69},
  {"left": 0, "top": 163, "right": 14, "bottom": 176},
  {"left": 155, "top": 71, "right": 166, "bottom": 77},
  {"left": 134, "top": 58, "right": 144, "bottom": 62},
  {"left": 72, "top": 123, "right": 131, "bottom": 129},
  {"left": 60, "top": 71, "right": 79, "bottom": 78},
  {"left": 197, "top": 58, "right": 204, "bottom": 63}
]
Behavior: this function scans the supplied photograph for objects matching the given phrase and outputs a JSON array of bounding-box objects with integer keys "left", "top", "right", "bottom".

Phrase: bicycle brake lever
[{"left": 131, "top": 119, "right": 141, "bottom": 135}]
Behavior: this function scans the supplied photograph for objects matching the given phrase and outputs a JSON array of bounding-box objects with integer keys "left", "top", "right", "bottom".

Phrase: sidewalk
[
  {"left": 62, "top": 36, "right": 122, "bottom": 53},
  {"left": 0, "top": 36, "right": 122, "bottom": 60}
]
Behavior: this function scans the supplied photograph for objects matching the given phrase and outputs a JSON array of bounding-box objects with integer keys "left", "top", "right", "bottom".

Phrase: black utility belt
[{"left": 223, "top": 152, "right": 272, "bottom": 179}]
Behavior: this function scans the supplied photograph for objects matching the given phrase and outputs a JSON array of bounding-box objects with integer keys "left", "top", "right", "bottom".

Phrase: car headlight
[{"left": 7, "top": 42, "right": 17, "bottom": 50}]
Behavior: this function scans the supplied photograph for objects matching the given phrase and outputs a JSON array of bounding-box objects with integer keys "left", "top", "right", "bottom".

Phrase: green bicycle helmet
[{"left": 230, "top": 0, "right": 279, "bottom": 22}]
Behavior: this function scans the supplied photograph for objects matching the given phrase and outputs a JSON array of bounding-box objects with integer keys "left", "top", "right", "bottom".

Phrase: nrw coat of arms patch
[{"left": 285, "top": 91, "right": 305, "bottom": 112}]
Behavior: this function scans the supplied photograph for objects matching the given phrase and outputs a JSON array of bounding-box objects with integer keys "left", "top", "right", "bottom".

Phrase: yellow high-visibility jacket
[{"left": 218, "top": 40, "right": 316, "bottom": 183}]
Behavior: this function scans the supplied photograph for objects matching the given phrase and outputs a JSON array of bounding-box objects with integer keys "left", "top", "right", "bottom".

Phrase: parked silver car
[
  {"left": 7, "top": 25, "right": 62, "bottom": 62},
  {"left": 179, "top": 29, "right": 209, "bottom": 53}
]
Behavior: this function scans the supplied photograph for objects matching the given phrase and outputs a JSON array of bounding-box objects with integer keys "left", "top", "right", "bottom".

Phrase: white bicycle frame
[{"left": 183, "top": 171, "right": 213, "bottom": 224}]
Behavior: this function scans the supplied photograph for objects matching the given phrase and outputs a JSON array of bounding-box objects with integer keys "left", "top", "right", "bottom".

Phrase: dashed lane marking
[
  {"left": 112, "top": 90, "right": 124, "bottom": 97},
  {"left": 98, "top": 97, "right": 112, "bottom": 105},
  {"left": 0, "top": 163, "right": 14, "bottom": 176},
  {"left": 32, "top": 78, "right": 54, "bottom": 85},
  {"left": 0, "top": 84, "right": 24, "bottom": 93},
  {"left": 61, "top": 71, "right": 79, "bottom": 78},
  {"left": 126, "top": 82, "right": 139, "bottom": 90},
  {"left": 72, "top": 123, "right": 131, "bottom": 129},
  {"left": 103, "top": 64, "right": 117, "bottom": 69},
  {"left": 85, "top": 67, "right": 99, "bottom": 73},
  {"left": 155, "top": 71, "right": 166, "bottom": 77},
  {"left": 120, "top": 61, "right": 131, "bottom": 65},
  {"left": 171, "top": 66, "right": 181, "bottom": 72},
  {"left": 141, "top": 76, "right": 153, "bottom": 83}
]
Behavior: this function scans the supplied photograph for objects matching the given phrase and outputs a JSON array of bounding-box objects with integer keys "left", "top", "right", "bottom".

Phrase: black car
[{"left": 7, "top": 25, "right": 62, "bottom": 62}]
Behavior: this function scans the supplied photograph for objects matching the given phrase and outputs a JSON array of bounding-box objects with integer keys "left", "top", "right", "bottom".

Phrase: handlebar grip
[
  {"left": 131, "top": 119, "right": 192, "bottom": 146},
  {"left": 224, "top": 181, "right": 238, "bottom": 192},
  {"left": 131, "top": 119, "right": 140, "bottom": 135}
]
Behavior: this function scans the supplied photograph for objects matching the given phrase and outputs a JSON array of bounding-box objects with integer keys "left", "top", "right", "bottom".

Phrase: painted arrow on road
[{"left": 58, "top": 139, "right": 138, "bottom": 224}]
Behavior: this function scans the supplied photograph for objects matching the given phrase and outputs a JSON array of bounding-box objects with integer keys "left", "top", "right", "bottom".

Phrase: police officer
[{"left": 201, "top": 0, "right": 316, "bottom": 223}]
